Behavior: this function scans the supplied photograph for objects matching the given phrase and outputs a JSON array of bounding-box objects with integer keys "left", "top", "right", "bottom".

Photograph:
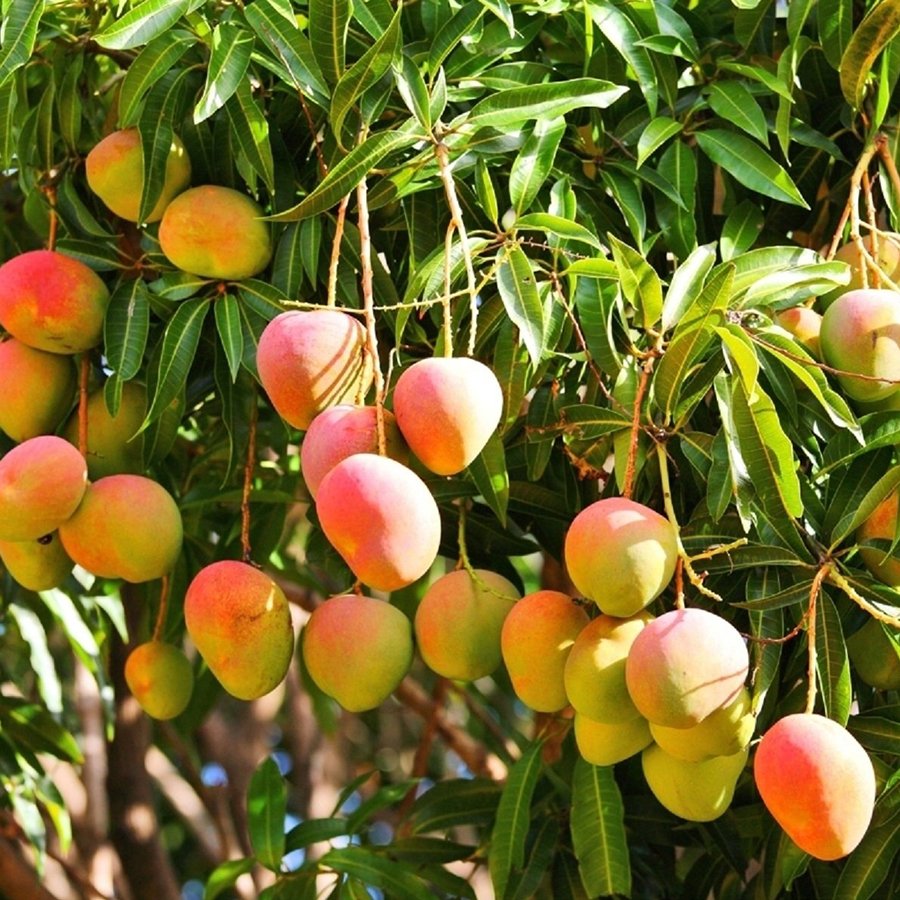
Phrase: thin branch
[
  {"left": 827, "top": 567, "right": 900, "bottom": 628},
  {"left": 151, "top": 575, "right": 170, "bottom": 642},
  {"left": 78, "top": 354, "right": 91, "bottom": 458},
  {"left": 622, "top": 358, "right": 654, "bottom": 499},
  {"left": 241, "top": 391, "right": 259, "bottom": 563},
  {"left": 327, "top": 195, "right": 351, "bottom": 308}
]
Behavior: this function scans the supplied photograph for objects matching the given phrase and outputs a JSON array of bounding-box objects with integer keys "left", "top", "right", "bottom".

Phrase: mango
[
  {"left": 258, "top": 310, "right": 373, "bottom": 430},
  {"left": 0, "top": 339, "right": 76, "bottom": 441},
  {"left": 500, "top": 590, "right": 590, "bottom": 712},
  {"left": 563, "top": 612, "right": 653, "bottom": 723},
  {"left": 649, "top": 687, "right": 755, "bottom": 762},
  {"left": 124, "top": 641, "right": 193, "bottom": 720},
  {"left": 775, "top": 306, "right": 822, "bottom": 358},
  {"left": 0, "top": 532, "right": 73, "bottom": 591},
  {"left": 0, "top": 250, "right": 110, "bottom": 353},
  {"left": 847, "top": 618, "right": 900, "bottom": 690},
  {"left": 574, "top": 713, "right": 653, "bottom": 766},
  {"left": 58, "top": 474, "right": 182, "bottom": 582},
  {"left": 856, "top": 490, "right": 900, "bottom": 586},
  {"left": 415, "top": 568, "right": 519, "bottom": 681},
  {"left": 184, "top": 560, "right": 294, "bottom": 701},
  {"left": 625, "top": 608, "right": 749, "bottom": 729},
  {"left": 158, "top": 185, "right": 272, "bottom": 280},
  {"left": 820, "top": 288, "right": 900, "bottom": 402},
  {"left": 754, "top": 713, "right": 876, "bottom": 860},
  {"left": 316, "top": 453, "right": 441, "bottom": 592},
  {"left": 642, "top": 744, "right": 748, "bottom": 822},
  {"left": 820, "top": 233, "right": 900, "bottom": 309},
  {"left": 86, "top": 127, "right": 191, "bottom": 223},
  {"left": 0, "top": 436, "right": 87, "bottom": 541},
  {"left": 300, "top": 404, "right": 407, "bottom": 498},
  {"left": 392, "top": 357, "right": 504, "bottom": 475},
  {"left": 302, "top": 594, "right": 413, "bottom": 711},
  {"left": 564, "top": 497, "right": 678, "bottom": 617}
]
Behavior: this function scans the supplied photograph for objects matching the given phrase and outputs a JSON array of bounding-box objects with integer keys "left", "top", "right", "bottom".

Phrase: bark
[{"left": 0, "top": 832, "right": 59, "bottom": 900}]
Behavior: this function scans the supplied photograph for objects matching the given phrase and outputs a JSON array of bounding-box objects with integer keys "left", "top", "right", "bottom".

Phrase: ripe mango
[
  {"left": 775, "top": 306, "right": 822, "bottom": 358},
  {"left": 564, "top": 497, "right": 678, "bottom": 617},
  {"left": 86, "top": 127, "right": 191, "bottom": 223},
  {"left": 625, "top": 608, "right": 749, "bottom": 729},
  {"left": 0, "top": 250, "right": 110, "bottom": 353},
  {"left": 158, "top": 185, "right": 272, "bottom": 280},
  {"left": 302, "top": 594, "right": 413, "bottom": 711},
  {"left": 574, "top": 713, "right": 653, "bottom": 766},
  {"left": 125, "top": 641, "right": 193, "bottom": 720},
  {"left": 316, "top": 453, "right": 441, "bottom": 591},
  {"left": 856, "top": 490, "right": 900, "bottom": 586},
  {"left": 258, "top": 310, "right": 373, "bottom": 430},
  {"left": 500, "top": 590, "right": 590, "bottom": 712},
  {"left": 184, "top": 560, "right": 294, "bottom": 701},
  {"left": 820, "top": 234, "right": 900, "bottom": 309},
  {"left": 0, "top": 339, "right": 75, "bottom": 441},
  {"left": 392, "top": 357, "right": 503, "bottom": 475},
  {"left": 0, "top": 533, "right": 73, "bottom": 591},
  {"left": 415, "top": 568, "right": 519, "bottom": 681},
  {"left": 58, "top": 474, "right": 182, "bottom": 582},
  {"left": 754, "top": 713, "right": 876, "bottom": 860},
  {"left": 0, "top": 436, "right": 87, "bottom": 541}
]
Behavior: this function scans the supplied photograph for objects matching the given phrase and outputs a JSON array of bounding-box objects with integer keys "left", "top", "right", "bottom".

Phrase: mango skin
[
  {"left": 86, "top": 128, "right": 191, "bottom": 223},
  {"left": 754, "top": 713, "right": 876, "bottom": 861},
  {"left": 125, "top": 641, "right": 193, "bottom": 720},
  {"left": 501, "top": 590, "right": 590, "bottom": 712},
  {"left": 0, "top": 250, "right": 110, "bottom": 354},
  {"left": 820, "top": 288, "right": 900, "bottom": 402},
  {"left": 392, "top": 357, "right": 504, "bottom": 475},
  {"left": 316, "top": 453, "right": 441, "bottom": 592},
  {"left": 0, "top": 339, "right": 76, "bottom": 441},
  {"left": 0, "top": 532, "right": 73, "bottom": 591},
  {"left": 625, "top": 608, "right": 749, "bottom": 729},
  {"left": 563, "top": 612, "right": 653, "bottom": 723},
  {"left": 847, "top": 618, "right": 900, "bottom": 691},
  {"left": 301, "top": 405, "right": 408, "bottom": 498},
  {"left": 775, "top": 307, "right": 822, "bottom": 358},
  {"left": 0, "top": 436, "right": 88, "bottom": 541},
  {"left": 574, "top": 713, "right": 653, "bottom": 766},
  {"left": 415, "top": 568, "right": 519, "bottom": 682},
  {"left": 642, "top": 744, "right": 749, "bottom": 822},
  {"left": 857, "top": 490, "right": 900, "bottom": 586},
  {"left": 564, "top": 497, "right": 678, "bottom": 617},
  {"left": 302, "top": 594, "right": 413, "bottom": 712},
  {"left": 649, "top": 687, "right": 755, "bottom": 762},
  {"left": 185, "top": 561, "right": 294, "bottom": 701},
  {"left": 158, "top": 185, "right": 272, "bottom": 280},
  {"left": 820, "top": 234, "right": 900, "bottom": 309},
  {"left": 258, "top": 310, "right": 373, "bottom": 430},
  {"left": 58, "top": 474, "right": 182, "bottom": 582}
]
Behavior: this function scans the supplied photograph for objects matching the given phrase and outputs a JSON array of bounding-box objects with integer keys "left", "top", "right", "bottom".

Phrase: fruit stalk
[
  {"left": 78, "top": 354, "right": 91, "bottom": 458},
  {"left": 827, "top": 566, "right": 900, "bottom": 628},
  {"left": 326, "top": 194, "right": 351, "bottom": 308},
  {"left": 152, "top": 574, "right": 171, "bottom": 643},
  {"left": 240, "top": 392, "right": 258, "bottom": 563}
]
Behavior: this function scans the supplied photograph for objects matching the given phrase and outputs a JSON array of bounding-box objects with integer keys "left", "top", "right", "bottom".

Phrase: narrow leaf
[
  {"left": 309, "top": 0, "right": 350, "bottom": 86},
  {"left": 104, "top": 280, "right": 151, "bottom": 381},
  {"left": 840, "top": 0, "right": 900, "bottom": 109},
  {"left": 247, "top": 757, "right": 287, "bottom": 872},
  {"left": 509, "top": 116, "right": 566, "bottom": 214},
  {"left": 0, "top": 0, "right": 44, "bottom": 88},
  {"left": 497, "top": 244, "right": 544, "bottom": 365},
  {"left": 95, "top": 0, "right": 200, "bottom": 51},
  {"left": 194, "top": 23, "right": 254, "bottom": 124}
]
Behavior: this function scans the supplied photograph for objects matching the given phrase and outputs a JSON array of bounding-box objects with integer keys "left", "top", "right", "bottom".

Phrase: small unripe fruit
[
  {"left": 158, "top": 185, "right": 272, "bottom": 280},
  {"left": 0, "top": 533, "right": 73, "bottom": 592},
  {"left": 754, "top": 713, "right": 876, "bottom": 860},
  {"left": 564, "top": 497, "right": 678, "bottom": 617},
  {"left": 303, "top": 594, "right": 413, "bottom": 711},
  {"left": 59, "top": 474, "right": 182, "bottom": 582},
  {"left": 847, "top": 618, "right": 900, "bottom": 691},
  {"left": 258, "top": 310, "right": 373, "bottom": 431},
  {"left": 185, "top": 561, "right": 294, "bottom": 701},
  {"left": 501, "top": 591, "right": 589, "bottom": 712},
  {"left": 0, "top": 436, "right": 87, "bottom": 541},
  {"left": 0, "top": 339, "right": 76, "bottom": 441},
  {"left": 86, "top": 128, "right": 191, "bottom": 223},
  {"left": 775, "top": 306, "right": 822, "bottom": 358},
  {"left": 574, "top": 714, "right": 653, "bottom": 766},
  {"left": 625, "top": 608, "right": 749, "bottom": 729},
  {"left": 820, "top": 288, "right": 900, "bottom": 402},
  {"left": 415, "top": 569, "right": 519, "bottom": 681},
  {"left": 125, "top": 641, "right": 193, "bottom": 720},
  {"left": 300, "top": 405, "right": 407, "bottom": 498},
  {"left": 0, "top": 250, "right": 110, "bottom": 353},
  {"left": 317, "top": 454, "right": 441, "bottom": 592},
  {"left": 856, "top": 490, "right": 900, "bottom": 586}
]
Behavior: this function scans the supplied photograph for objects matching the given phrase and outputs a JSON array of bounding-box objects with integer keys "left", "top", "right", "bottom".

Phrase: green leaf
[
  {"left": 707, "top": 81, "right": 768, "bottom": 144},
  {"left": 94, "top": 0, "right": 200, "bottom": 51},
  {"left": 814, "top": 594, "right": 851, "bottom": 725},
  {"left": 394, "top": 52, "right": 431, "bottom": 131},
  {"left": 0, "top": 0, "right": 44, "bottom": 88},
  {"left": 214, "top": 294, "right": 244, "bottom": 383},
  {"left": 322, "top": 847, "right": 434, "bottom": 899},
  {"left": 847, "top": 715, "right": 900, "bottom": 755},
  {"left": 104, "top": 280, "right": 151, "bottom": 382},
  {"left": 717, "top": 323, "right": 759, "bottom": 394},
  {"left": 247, "top": 757, "right": 286, "bottom": 872},
  {"left": 0, "top": 76, "right": 18, "bottom": 170},
  {"left": 194, "top": 22, "right": 254, "bottom": 123},
  {"left": 608, "top": 234, "right": 662, "bottom": 330},
  {"left": 833, "top": 805, "right": 900, "bottom": 898},
  {"left": 427, "top": 4, "right": 485, "bottom": 76},
  {"left": 56, "top": 53, "right": 83, "bottom": 149},
  {"left": 118, "top": 29, "right": 194, "bottom": 127},
  {"left": 515, "top": 213, "right": 602, "bottom": 250},
  {"left": 309, "top": 0, "right": 350, "bottom": 86},
  {"left": 720, "top": 201, "right": 764, "bottom": 261},
  {"left": 661, "top": 243, "right": 716, "bottom": 333},
  {"left": 224, "top": 79, "right": 275, "bottom": 193},
  {"left": 656, "top": 138, "right": 697, "bottom": 259},
  {"left": 204, "top": 858, "right": 256, "bottom": 900},
  {"left": 466, "top": 78, "right": 627, "bottom": 128},
  {"left": 718, "top": 61, "right": 794, "bottom": 100},
  {"left": 330, "top": 7, "right": 401, "bottom": 143},
  {"left": 468, "top": 429, "right": 509, "bottom": 526},
  {"left": 143, "top": 297, "right": 211, "bottom": 431},
  {"left": 509, "top": 116, "right": 566, "bottom": 214},
  {"left": 284, "top": 817, "right": 348, "bottom": 852},
  {"left": 839, "top": 0, "right": 900, "bottom": 109},
  {"left": 694, "top": 129, "right": 808, "bottom": 207},
  {"left": 489, "top": 741, "right": 543, "bottom": 900},
  {"left": 819, "top": 0, "right": 853, "bottom": 70},
  {"left": 636, "top": 116, "right": 682, "bottom": 168},
  {"left": 474, "top": 156, "right": 499, "bottom": 225},
  {"left": 570, "top": 759, "right": 631, "bottom": 898},
  {"left": 407, "top": 778, "right": 501, "bottom": 834},
  {"left": 7, "top": 604, "right": 61, "bottom": 715},
  {"left": 497, "top": 243, "right": 544, "bottom": 365},
  {"left": 829, "top": 465, "right": 900, "bottom": 550}
]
